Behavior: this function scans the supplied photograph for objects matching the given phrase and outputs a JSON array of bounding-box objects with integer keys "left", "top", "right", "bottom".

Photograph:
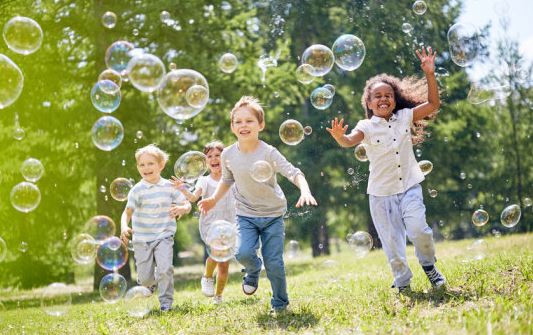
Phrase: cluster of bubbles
[
  {"left": 41, "top": 283, "right": 72, "bottom": 316},
  {"left": 250, "top": 160, "right": 274, "bottom": 183},
  {"left": 218, "top": 53, "right": 239, "bottom": 73},
  {"left": 110, "top": 177, "right": 134, "bottom": 202},
  {"left": 11, "top": 158, "right": 45, "bottom": 212},
  {"left": 418, "top": 160, "right": 433, "bottom": 175},
  {"left": 174, "top": 151, "right": 208, "bottom": 183},
  {"left": 346, "top": 231, "right": 373, "bottom": 258},
  {"left": 279, "top": 119, "right": 304, "bottom": 146},
  {"left": 205, "top": 220, "right": 239, "bottom": 262},
  {"left": 354, "top": 144, "right": 368, "bottom": 162},
  {"left": 447, "top": 23, "right": 480, "bottom": 67},
  {"left": 285, "top": 240, "right": 300, "bottom": 259},
  {"left": 310, "top": 84, "right": 335, "bottom": 110}
]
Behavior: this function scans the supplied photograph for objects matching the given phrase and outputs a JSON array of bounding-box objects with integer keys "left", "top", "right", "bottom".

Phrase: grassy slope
[{"left": 0, "top": 234, "right": 531, "bottom": 335}]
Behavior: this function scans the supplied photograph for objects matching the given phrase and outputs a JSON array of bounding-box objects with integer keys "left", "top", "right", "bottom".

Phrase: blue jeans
[{"left": 236, "top": 215, "right": 288, "bottom": 310}]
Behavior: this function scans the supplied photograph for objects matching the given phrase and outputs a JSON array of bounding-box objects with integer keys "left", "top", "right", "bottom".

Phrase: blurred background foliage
[{"left": 0, "top": 0, "right": 531, "bottom": 289}]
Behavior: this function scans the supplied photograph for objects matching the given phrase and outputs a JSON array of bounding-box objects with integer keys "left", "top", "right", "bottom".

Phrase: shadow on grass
[
  {"left": 398, "top": 286, "right": 478, "bottom": 307},
  {"left": 256, "top": 306, "right": 320, "bottom": 331}
]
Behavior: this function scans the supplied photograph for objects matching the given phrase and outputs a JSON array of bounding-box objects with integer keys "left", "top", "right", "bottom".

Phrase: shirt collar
[
  {"left": 140, "top": 178, "right": 166, "bottom": 188},
  {"left": 370, "top": 112, "right": 399, "bottom": 124}
]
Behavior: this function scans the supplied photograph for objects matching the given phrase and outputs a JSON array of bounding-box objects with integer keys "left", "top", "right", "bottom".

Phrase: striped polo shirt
[{"left": 126, "top": 178, "right": 186, "bottom": 242}]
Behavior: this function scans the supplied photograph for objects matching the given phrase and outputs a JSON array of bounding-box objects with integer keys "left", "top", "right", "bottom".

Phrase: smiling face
[
  {"left": 205, "top": 148, "right": 222, "bottom": 174},
  {"left": 367, "top": 82, "right": 396, "bottom": 120},
  {"left": 136, "top": 153, "right": 165, "bottom": 184},
  {"left": 230, "top": 106, "right": 265, "bottom": 142}
]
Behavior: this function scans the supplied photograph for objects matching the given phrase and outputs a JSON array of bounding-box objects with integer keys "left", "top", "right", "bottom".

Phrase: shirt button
[
  {"left": 388, "top": 125, "right": 391, "bottom": 128},
  {"left": 398, "top": 165, "right": 401, "bottom": 168},
  {"left": 393, "top": 139, "right": 396, "bottom": 141},
  {"left": 396, "top": 151, "right": 399, "bottom": 154},
  {"left": 399, "top": 178, "right": 402, "bottom": 180}
]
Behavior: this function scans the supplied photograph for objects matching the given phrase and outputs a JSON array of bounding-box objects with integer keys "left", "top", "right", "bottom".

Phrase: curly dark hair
[{"left": 361, "top": 74, "right": 438, "bottom": 145}]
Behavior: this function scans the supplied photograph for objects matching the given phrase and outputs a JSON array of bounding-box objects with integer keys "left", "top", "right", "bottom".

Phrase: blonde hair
[
  {"left": 203, "top": 140, "right": 225, "bottom": 155},
  {"left": 230, "top": 96, "right": 264, "bottom": 124},
  {"left": 135, "top": 144, "right": 169, "bottom": 165}
]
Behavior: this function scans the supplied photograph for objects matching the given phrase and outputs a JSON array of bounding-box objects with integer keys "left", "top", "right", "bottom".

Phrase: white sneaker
[
  {"left": 201, "top": 276, "right": 215, "bottom": 297},
  {"left": 242, "top": 284, "right": 257, "bottom": 295},
  {"left": 213, "top": 295, "right": 223, "bottom": 305}
]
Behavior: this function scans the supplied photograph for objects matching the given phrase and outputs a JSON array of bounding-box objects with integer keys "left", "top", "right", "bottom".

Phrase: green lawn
[{"left": 0, "top": 234, "right": 531, "bottom": 334}]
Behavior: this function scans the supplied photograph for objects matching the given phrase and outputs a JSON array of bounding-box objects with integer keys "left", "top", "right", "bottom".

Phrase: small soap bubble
[
  {"left": 279, "top": 119, "right": 304, "bottom": 146},
  {"left": 41, "top": 283, "right": 72, "bottom": 316},
  {"left": 96, "top": 236, "right": 128, "bottom": 271},
  {"left": 90, "top": 80, "right": 121, "bottom": 113},
  {"left": 285, "top": 240, "right": 300, "bottom": 259},
  {"left": 18, "top": 241, "right": 28, "bottom": 253},
  {"left": 418, "top": 160, "right": 433, "bottom": 175},
  {"left": 70, "top": 233, "right": 97, "bottom": 265},
  {"left": 415, "top": 148, "right": 422, "bottom": 157},
  {"left": 98, "top": 69, "right": 122, "bottom": 89},
  {"left": 301, "top": 44, "right": 334, "bottom": 77},
  {"left": 127, "top": 53, "right": 166, "bottom": 93},
  {"left": 13, "top": 127, "right": 25, "bottom": 140},
  {"left": 101, "top": 11, "right": 117, "bottom": 29},
  {"left": 205, "top": 220, "right": 239, "bottom": 262},
  {"left": 524, "top": 197, "right": 532, "bottom": 207},
  {"left": 303, "top": 126, "right": 312, "bottom": 135},
  {"left": 91, "top": 116, "right": 124, "bottom": 151},
  {"left": 99, "top": 273, "right": 127, "bottom": 303},
  {"left": 135, "top": 130, "right": 143, "bottom": 139},
  {"left": 472, "top": 208, "right": 489, "bottom": 227},
  {"left": 124, "top": 286, "right": 154, "bottom": 317},
  {"left": 174, "top": 151, "right": 207, "bottom": 183},
  {"left": 354, "top": 144, "right": 368, "bottom": 162},
  {"left": 10, "top": 181, "right": 41, "bottom": 213},
  {"left": 20, "top": 158, "right": 44, "bottom": 182},
  {"left": 347, "top": 231, "right": 373, "bottom": 257},
  {"left": 169, "top": 62, "right": 176, "bottom": 70},
  {"left": 500, "top": 204, "right": 521, "bottom": 228},
  {"left": 105, "top": 40, "right": 135, "bottom": 75},
  {"left": 3, "top": 16, "right": 43, "bottom": 55},
  {"left": 331, "top": 34, "right": 366, "bottom": 71},
  {"left": 428, "top": 189, "right": 438, "bottom": 198},
  {"left": 347, "top": 168, "right": 354, "bottom": 175},
  {"left": 310, "top": 86, "right": 333, "bottom": 110},
  {"left": 323, "top": 84, "right": 336, "bottom": 96},
  {"left": 412, "top": 0, "right": 427, "bottom": 15},
  {"left": 218, "top": 53, "right": 238, "bottom": 74},
  {"left": 250, "top": 160, "right": 273, "bottom": 183},
  {"left": 185, "top": 85, "right": 209, "bottom": 109},
  {"left": 160, "top": 11, "right": 171, "bottom": 23},
  {"left": 110, "top": 177, "right": 133, "bottom": 201},
  {"left": 295, "top": 64, "right": 315, "bottom": 85},
  {"left": 84, "top": 215, "right": 116, "bottom": 242},
  {"left": 402, "top": 23, "right": 413, "bottom": 34},
  {"left": 465, "top": 239, "right": 486, "bottom": 261}
]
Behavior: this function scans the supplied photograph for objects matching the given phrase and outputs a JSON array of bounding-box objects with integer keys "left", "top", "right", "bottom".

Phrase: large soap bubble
[
  {"left": 91, "top": 116, "right": 124, "bottom": 151},
  {"left": 20, "top": 157, "right": 44, "bottom": 182},
  {"left": 354, "top": 144, "right": 368, "bottom": 162},
  {"left": 310, "top": 86, "right": 334, "bottom": 110},
  {"left": 110, "top": 177, "right": 133, "bottom": 201},
  {"left": 84, "top": 215, "right": 116, "bottom": 242},
  {"left": 205, "top": 220, "right": 239, "bottom": 262},
  {"left": 347, "top": 231, "right": 373, "bottom": 257},
  {"left": 250, "top": 160, "right": 273, "bottom": 183},
  {"left": 301, "top": 44, "right": 335, "bottom": 77},
  {"left": 447, "top": 23, "right": 480, "bottom": 67},
  {"left": 3, "top": 16, "right": 43, "bottom": 55},
  {"left": 96, "top": 236, "right": 128, "bottom": 271},
  {"left": 0, "top": 54, "right": 24, "bottom": 109},
  {"left": 157, "top": 69, "right": 209, "bottom": 121},
  {"left": 418, "top": 160, "right": 433, "bottom": 175},
  {"left": 331, "top": 34, "right": 365, "bottom": 71},
  {"left": 126, "top": 53, "right": 166, "bottom": 93},
  {"left": 90, "top": 80, "right": 121, "bottom": 113},
  {"left": 99, "top": 273, "right": 127, "bottom": 303},
  {"left": 105, "top": 41, "right": 135, "bottom": 75},
  {"left": 124, "top": 286, "right": 154, "bottom": 317},
  {"left": 41, "top": 283, "right": 72, "bottom": 316},
  {"left": 218, "top": 53, "right": 239, "bottom": 73},
  {"left": 10, "top": 181, "right": 41, "bottom": 213},
  {"left": 174, "top": 151, "right": 207, "bottom": 183},
  {"left": 472, "top": 208, "right": 489, "bottom": 227},
  {"left": 70, "top": 233, "right": 97, "bottom": 265},
  {"left": 0, "top": 236, "right": 6, "bottom": 262},
  {"left": 295, "top": 64, "right": 315, "bottom": 85},
  {"left": 500, "top": 204, "right": 521, "bottom": 228},
  {"left": 279, "top": 119, "right": 304, "bottom": 146},
  {"left": 185, "top": 85, "right": 209, "bottom": 109}
]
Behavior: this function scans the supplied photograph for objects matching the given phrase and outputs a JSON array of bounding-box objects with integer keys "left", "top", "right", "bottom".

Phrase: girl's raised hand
[
  {"left": 326, "top": 117, "right": 349, "bottom": 140},
  {"left": 171, "top": 176, "right": 186, "bottom": 190},
  {"left": 416, "top": 46, "right": 436, "bottom": 75}
]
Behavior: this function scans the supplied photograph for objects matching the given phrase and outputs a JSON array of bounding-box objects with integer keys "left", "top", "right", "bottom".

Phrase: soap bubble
[
  {"left": 160, "top": 11, "right": 171, "bottom": 23},
  {"left": 500, "top": 204, "right": 521, "bottom": 228},
  {"left": 447, "top": 23, "right": 480, "bottom": 67},
  {"left": 285, "top": 240, "right": 300, "bottom": 259},
  {"left": 98, "top": 69, "right": 122, "bottom": 89},
  {"left": 353, "top": 144, "right": 368, "bottom": 162},
  {"left": 105, "top": 41, "right": 135, "bottom": 75},
  {"left": 301, "top": 44, "right": 335, "bottom": 77},
  {"left": 465, "top": 239, "right": 486, "bottom": 261},
  {"left": 90, "top": 80, "right": 121, "bottom": 113},
  {"left": 310, "top": 87, "right": 334, "bottom": 110},
  {"left": 524, "top": 197, "right": 532, "bottom": 207},
  {"left": 126, "top": 53, "right": 166, "bottom": 93},
  {"left": 84, "top": 215, "right": 116, "bottom": 242},
  {"left": 91, "top": 116, "right": 124, "bottom": 151},
  {"left": 412, "top": 0, "right": 427, "bottom": 15},
  {"left": 3, "top": 16, "right": 43, "bottom": 55},
  {"left": 157, "top": 69, "right": 209, "bottom": 121},
  {"left": 304, "top": 126, "right": 312, "bottom": 135},
  {"left": 135, "top": 130, "right": 143, "bottom": 139},
  {"left": 70, "top": 233, "right": 97, "bottom": 265},
  {"left": 460, "top": 172, "right": 467, "bottom": 180},
  {"left": 295, "top": 64, "right": 315, "bottom": 84},
  {"left": 99, "top": 273, "right": 127, "bottom": 303},
  {"left": 323, "top": 84, "right": 336, "bottom": 96},
  {"left": 0, "top": 54, "right": 24, "bottom": 109},
  {"left": 18, "top": 241, "right": 28, "bottom": 253},
  {"left": 124, "top": 286, "right": 154, "bottom": 317},
  {"left": 96, "top": 236, "right": 128, "bottom": 271},
  {"left": 467, "top": 82, "right": 511, "bottom": 104},
  {"left": 20, "top": 158, "right": 45, "bottom": 182},
  {"left": 110, "top": 177, "right": 133, "bottom": 202},
  {"left": 418, "top": 160, "right": 433, "bottom": 175},
  {"left": 101, "top": 11, "right": 117, "bottom": 29},
  {"left": 174, "top": 151, "right": 207, "bottom": 183},
  {"left": 347, "top": 231, "right": 372, "bottom": 257},
  {"left": 257, "top": 54, "right": 278, "bottom": 82},
  {"left": 428, "top": 189, "right": 438, "bottom": 198},
  {"left": 402, "top": 23, "right": 413, "bottom": 34},
  {"left": 0, "top": 237, "right": 6, "bottom": 262},
  {"left": 279, "top": 119, "right": 304, "bottom": 146},
  {"left": 472, "top": 208, "right": 489, "bottom": 227},
  {"left": 13, "top": 127, "right": 25, "bottom": 140},
  {"left": 250, "top": 160, "right": 274, "bottom": 183},
  {"left": 331, "top": 34, "right": 365, "bottom": 71},
  {"left": 218, "top": 53, "right": 238, "bottom": 73},
  {"left": 41, "top": 283, "right": 71, "bottom": 316},
  {"left": 185, "top": 84, "right": 209, "bottom": 109},
  {"left": 10, "top": 181, "right": 41, "bottom": 213},
  {"left": 205, "top": 220, "right": 239, "bottom": 262}
]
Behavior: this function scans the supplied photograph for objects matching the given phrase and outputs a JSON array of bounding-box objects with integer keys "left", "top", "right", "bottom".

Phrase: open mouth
[
  {"left": 239, "top": 130, "right": 251, "bottom": 135},
  {"left": 210, "top": 163, "right": 220, "bottom": 168}
]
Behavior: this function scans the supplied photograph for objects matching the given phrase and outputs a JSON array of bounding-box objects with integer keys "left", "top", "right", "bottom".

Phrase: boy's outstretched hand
[
  {"left": 416, "top": 46, "right": 436, "bottom": 75},
  {"left": 198, "top": 197, "right": 215, "bottom": 214},
  {"left": 170, "top": 176, "right": 187, "bottom": 190},
  {"left": 120, "top": 227, "right": 131, "bottom": 245},
  {"left": 326, "top": 117, "right": 348, "bottom": 140},
  {"left": 296, "top": 192, "right": 318, "bottom": 208}
]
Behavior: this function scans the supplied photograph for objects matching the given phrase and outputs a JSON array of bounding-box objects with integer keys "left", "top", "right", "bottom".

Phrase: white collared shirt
[{"left": 355, "top": 108, "right": 425, "bottom": 196}]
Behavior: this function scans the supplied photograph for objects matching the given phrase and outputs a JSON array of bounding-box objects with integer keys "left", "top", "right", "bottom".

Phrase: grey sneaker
[
  {"left": 201, "top": 276, "right": 215, "bottom": 297},
  {"left": 423, "top": 265, "right": 446, "bottom": 288},
  {"left": 242, "top": 277, "right": 258, "bottom": 295},
  {"left": 213, "top": 295, "right": 223, "bottom": 305},
  {"left": 160, "top": 306, "right": 171, "bottom": 312}
]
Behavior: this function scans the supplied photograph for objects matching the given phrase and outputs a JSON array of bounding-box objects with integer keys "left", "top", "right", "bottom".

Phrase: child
[
  {"left": 198, "top": 96, "right": 317, "bottom": 312},
  {"left": 120, "top": 144, "right": 192, "bottom": 311},
  {"left": 171, "top": 140, "right": 236, "bottom": 305},
  {"left": 327, "top": 47, "right": 446, "bottom": 293}
]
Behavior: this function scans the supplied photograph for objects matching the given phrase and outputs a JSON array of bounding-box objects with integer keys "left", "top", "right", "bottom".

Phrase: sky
[{"left": 458, "top": 0, "right": 533, "bottom": 81}]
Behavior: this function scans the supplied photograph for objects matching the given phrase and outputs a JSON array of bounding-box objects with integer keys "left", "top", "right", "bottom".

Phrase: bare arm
[
  {"left": 413, "top": 47, "right": 441, "bottom": 121},
  {"left": 171, "top": 176, "right": 203, "bottom": 203},
  {"left": 293, "top": 174, "right": 318, "bottom": 208},
  {"left": 120, "top": 207, "right": 133, "bottom": 243},
  {"left": 197, "top": 181, "right": 232, "bottom": 213},
  {"left": 326, "top": 118, "right": 364, "bottom": 147}
]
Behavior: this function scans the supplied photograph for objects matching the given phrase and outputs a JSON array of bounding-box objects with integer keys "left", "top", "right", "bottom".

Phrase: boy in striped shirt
[{"left": 120, "top": 144, "right": 191, "bottom": 311}]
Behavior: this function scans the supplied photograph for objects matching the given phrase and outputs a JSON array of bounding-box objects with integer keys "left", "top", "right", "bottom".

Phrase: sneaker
[
  {"left": 242, "top": 277, "right": 258, "bottom": 295},
  {"left": 213, "top": 295, "right": 223, "bottom": 305},
  {"left": 423, "top": 265, "right": 446, "bottom": 288},
  {"left": 160, "top": 306, "right": 172, "bottom": 312},
  {"left": 201, "top": 276, "right": 215, "bottom": 297},
  {"left": 391, "top": 283, "right": 411, "bottom": 294},
  {"left": 269, "top": 306, "right": 289, "bottom": 316}
]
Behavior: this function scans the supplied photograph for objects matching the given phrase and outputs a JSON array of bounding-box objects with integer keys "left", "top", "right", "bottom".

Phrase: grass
[{"left": 0, "top": 234, "right": 531, "bottom": 334}]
